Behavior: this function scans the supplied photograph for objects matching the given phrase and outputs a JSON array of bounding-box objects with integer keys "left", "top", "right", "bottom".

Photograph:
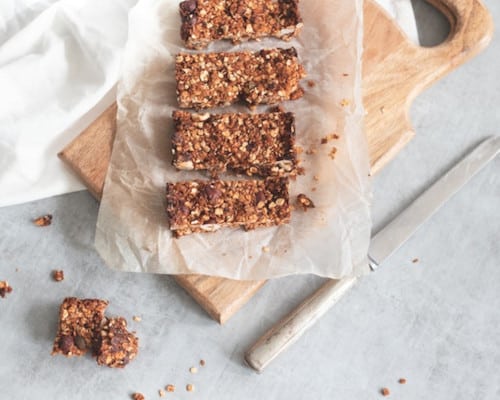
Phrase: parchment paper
[{"left": 95, "top": 0, "right": 372, "bottom": 280}]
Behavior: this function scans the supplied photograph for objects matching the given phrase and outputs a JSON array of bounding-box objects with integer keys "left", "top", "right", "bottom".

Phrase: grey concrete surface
[{"left": 1, "top": 1, "right": 499, "bottom": 398}]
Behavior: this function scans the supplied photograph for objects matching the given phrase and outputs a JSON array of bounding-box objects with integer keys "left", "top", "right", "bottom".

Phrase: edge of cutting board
[{"left": 59, "top": 0, "right": 493, "bottom": 324}]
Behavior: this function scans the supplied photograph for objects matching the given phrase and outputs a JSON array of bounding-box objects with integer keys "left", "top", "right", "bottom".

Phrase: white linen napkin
[{"left": 0, "top": 0, "right": 417, "bottom": 207}]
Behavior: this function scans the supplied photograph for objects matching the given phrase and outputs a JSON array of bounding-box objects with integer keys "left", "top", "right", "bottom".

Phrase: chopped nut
[
  {"left": 165, "top": 385, "right": 175, "bottom": 393},
  {"left": 200, "top": 359, "right": 206, "bottom": 367},
  {"left": 398, "top": 378, "right": 407, "bottom": 384},
  {"left": 159, "top": 389, "right": 165, "bottom": 397},
  {"left": 186, "top": 384, "right": 194, "bottom": 392},
  {"left": 0, "top": 281, "right": 13, "bottom": 298},
  {"left": 297, "top": 194, "right": 315, "bottom": 211},
  {"left": 189, "top": 366, "right": 198, "bottom": 374},
  {"left": 132, "top": 315, "right": 142, "bottom": 322},
  {"left": 133, "top": 393, "right": 145, "bottom": 400},
  {"left": 53, "top": 270, "right": 64, "bottom": 282},
  {"left": 381, "top": 388, "right": 390, "bottom": 396},
  {"left": 34, "top": 214, "right": 52, "bottom": 227}
]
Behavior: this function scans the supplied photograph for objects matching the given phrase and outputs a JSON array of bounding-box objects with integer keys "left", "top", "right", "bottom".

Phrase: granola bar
[
  {"left": 176, "top": 48, "right": 305, "bottom": 109},
  {"left": 165, "top": 177, "right": 290, "bottom": 236},
  {"left": 172, "top": 110, "right": 297, "bottom": 176},
  {"left": 95, "top": 317, "right": 139, "bottom": 368},
  {"left": 179, "top": 0, "right": 303, "bottom": 49},
  {"left": 52, "top": 297, "right": 108, "bottom": 357}
]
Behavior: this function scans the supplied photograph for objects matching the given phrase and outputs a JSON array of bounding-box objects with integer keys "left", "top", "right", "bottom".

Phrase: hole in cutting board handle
[{"left": 411, "top": 0, "right": 451, "bottom": 47}]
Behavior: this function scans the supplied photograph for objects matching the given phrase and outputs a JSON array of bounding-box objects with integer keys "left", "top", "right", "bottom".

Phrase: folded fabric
[{"left": 0, "top": 0, "right": 417, "bottom": 207}]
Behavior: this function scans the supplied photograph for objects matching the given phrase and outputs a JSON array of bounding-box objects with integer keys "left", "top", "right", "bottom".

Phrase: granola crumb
[
  {"left": 297, "top": 194, "right": 315, "bottom": 211},
  {"left": 398, "top": 378, "right": 407, "bottom": 384},
  {"left": 200, "top": 359, "right": 206, "bottom": 367},
  {"left": 159, "top": 389, "right": 165, "bottom": 397},
  {"left": 321, "top": 137, "right": 328, "bottom": 144},
  {"left": 186, "top": 384, "right": 194, "bottom": 392},
  {"left": 297, "top": 166, "right": 306, "bottom": 175},
  {"left": 311, "top": 187, "right": 317, "bottom": 192},
  {"left": 313, "top": 175, "right": 319, "bottom": 182},
  {"left": 133, "top": 393, "right": 145, "bottom": 400},
  {"left": 342, "top": 73, "right": 349, "bottom": 77},
  {"left": 0, "top": 281, "right": 13, "bottom": 298},
  {"left": 295, "top": 146, "right": 303, "bottom": 155},
  {"left": 381, "top": 387, "right": 390, "bottom": 396},
  {"left": 165, "top": 385, "right": 175, "bottom": 393},
  {"left": 133, "top": 315, "right": 142, "bottom": 322},
  {"left": 53, "top": 270, "right": 64, "bottom": 282},
  {"left": 412, "top": 258, "right": 419, "bottom": 263},
  {"left": 189, "top": 366, "right": 198, "bottom": 374},
  {"left": 262, "top": 246, "right": 270, "bottom": 253},
  {"left": 305, "top": 147, "right": 317, "bottom": 155},
  {"left": 34, "top": 214, "right": 52, "bottom": 227},
  {"left": 380, "top": 106, "right": 385, "bottom": 114},
  {"left": 328, "top": 147, "right": 337, "bottom": 160},
  {"left": 340, "top": 98, "right": 350, "bottom": 107},
  {"left": 307, "top": 80, "right": 316, "bottom": 88}
]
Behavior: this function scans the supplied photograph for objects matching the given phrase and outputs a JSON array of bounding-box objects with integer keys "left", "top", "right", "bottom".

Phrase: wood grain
[{"left": 58, "top": 0, "right": 493, "bottom": 324}]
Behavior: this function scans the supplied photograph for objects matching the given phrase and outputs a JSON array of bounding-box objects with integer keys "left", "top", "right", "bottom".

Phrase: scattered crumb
[
  {"left": 340, "top": 98, "right": 350, "bottom": 107},
  {"left": 398, "top": 378, "right": 407, "bottom": 384},
  {"left": 133, "top": 393, "right": 145, "bottom": 400},
  {"left": 295, "top": 146, "right": 303, "bottom": 155},
  {"left": 296, "top": 194, "right": 315, "bottom": 211},
  {"left": 15, "top": 268, "right": 19, "bottom": 273},
  {"left": 189, "top": 366, "right": 198, "bottom": 374},
  {"left": 200, "top": 359, "right": 206, "bottom": 367},
  {"left": 321, "top": 137, "right": 328, "bottom": 144},
  {"left": 311, "top": 187, "right": 317, "bottom": 192},
  {"left": 158, "top": 389, "right": 165, "bottom": 397},
  {"left": 305, "top": 147, "right": 317, "bottom": 155},
  {"left": 165, "top": 385, "right": 175, "bottom": 393},
  {"left": 186, "top": 384, "right": 194, "bottom": 392},
  {"left": 380, "top": 106, "right": 385, "bottom": 114},
  {"left": 262, "top": 246, "right": 270, "bottom": 253},
  {"left": 342, "top": 73, "right": 349, "bottom": 77},
  {"left": 133, "top": 315, "right": 142, "bottom": 322},
  {"left": 0, "top": 281, "right": 13, "bottom": 298},
  {"left": 297, "top": 166, "right": 305, "bottom": 175},
  {"left": 313, "top": 175, "right": 319, "bottom": 182},
  {"left": 248, "top": 255, "right": 253, "bottom": 259},
  {"left": 381, "top": 387, "right": 390, "bottom": 396},
  {"left": 306, "top": 80, "right": 316, "bottom": 88},
  {"left": 321, "top": 133, "right": 339, "bottom": 145},
  {"left": 412, "top": 258, "right": 419, "bottom": 263},
  {"left": 328, "top": 147, "right": 337, "bottom": 160},
  {"left": 53, "top": 270, "right": 64, "bottom": 282},
  {"left": 33, "top": 214, "right": 52, "bottom": 227}
]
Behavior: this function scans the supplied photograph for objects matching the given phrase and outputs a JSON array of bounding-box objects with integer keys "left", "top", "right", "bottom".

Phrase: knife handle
[{"left": 245, "top": 276, "right": 358, "bottom": 372}]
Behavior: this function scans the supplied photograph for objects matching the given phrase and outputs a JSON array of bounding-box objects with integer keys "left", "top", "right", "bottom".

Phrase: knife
[{"left": 245, "top": 136, "right": 500, "bottom": 372}]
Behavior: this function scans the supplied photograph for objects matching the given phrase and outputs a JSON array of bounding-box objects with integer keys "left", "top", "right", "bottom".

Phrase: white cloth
[{"left": 0, "top": 0, "right": 417, "bottom": 207}]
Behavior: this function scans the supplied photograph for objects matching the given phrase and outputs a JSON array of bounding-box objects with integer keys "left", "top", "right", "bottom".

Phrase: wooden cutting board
[{"left": 59, "top": 0, "right": 492, "bottom": 324}]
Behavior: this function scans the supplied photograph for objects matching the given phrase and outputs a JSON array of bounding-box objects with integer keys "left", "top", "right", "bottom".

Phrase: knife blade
[{"left": 245, "top": 136, "right": 500, "bottom": 373}]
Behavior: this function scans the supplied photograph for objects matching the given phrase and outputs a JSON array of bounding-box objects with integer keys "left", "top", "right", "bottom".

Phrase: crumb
[
  {"left": 328, "top": 147, "right": 337, "bottom": 160},
  {"left": 15, "top": 268, "right": 19, "bottom": 273},
  {"left": 53, "top": 270, "right": 64, "bottom": 282},
  {"left": 248, "top": 255, "right": 253, "bottom": 259},
  {"left": 297, "top": 166, "right": 305, "bottom": 175},
  {"left": 398, "top": 378, "right": 407, "bottom": 384},
  {"left": 412, "top": 258, "right": 419, "bottom": 263},
  {"left": 133, "top": 393, "right": 145, "bottom": 400},
  {"left": 133, "top": 315, "right": 142, "bottom": 322},
  {"left": 381, "top": 387, "right": 390, "bottom": 396},
  {"left": 297, "top": 194, "right": 315, "bottom": 211},
  {"left": 34, "top": 214, "right": 52, "bottom": 227},
  {"left": 0, "top": 281, "right": 13, "bottom": 298},
  {"left": 305, "top": 147, "right": 317, "bottom": 155},
  {"left": 295, "top": 146, "right": 303, "bottom": 155},
  {"left": 313, "top": 175, "right": 319, "bottom": 182},
  {"left": 380, "top": 106, "right": 385, "bottom": 114},
  {"left": 186, "top": 384, "right": 194, "bottom": 392},
  {"left": 342, "top": 73, "right": 349, "bottom": 77},
  {"left": 321, "top": 137, "right": 328, "bottom": 144},
  {"left": 311, "top": 187, "right": 317, "bottom": 192},
  {"left": 200, "top": 359, "right": 206, "bottom": 367},
  {"left": 159, "top": 389, "right": 165, "bottom": 397},
  {"left": 307, "top": 80, "right": 316, "bottom": 88},
  {"left": 165, "top": 385, "right": 175, "bottom": 393},
  {"left": 189, "top": 366, "right": 198, "bottom": 374},
  {"left": 340, "top": 98, "right": 350, "bottom": 107},
  {"left": 262, "top": 246, "right": 270, "bottom": 253}
]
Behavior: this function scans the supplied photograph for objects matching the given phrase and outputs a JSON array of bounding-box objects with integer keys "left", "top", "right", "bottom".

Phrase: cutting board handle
[{"left": 363, "top": 0, "right": 493, "bottom": 171}]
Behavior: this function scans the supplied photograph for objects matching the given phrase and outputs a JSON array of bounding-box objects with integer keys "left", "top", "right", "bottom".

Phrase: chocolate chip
[
  {"left": 179, "top": 0, "right": 197, "bottom": 16},
  {"left": 59, "top": 335, "right": 74, "bottom": 354},
  {"left": 255, "top": 191, "right": 266, "bottom": 205},
  {"left": 74, "top": 335, "right": 86, "bottom": 351}
]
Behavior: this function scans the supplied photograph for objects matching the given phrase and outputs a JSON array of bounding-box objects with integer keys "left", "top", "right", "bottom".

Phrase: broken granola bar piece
[
  {"left": 179, "top": 0, "right": 303, "bottom": 50},
  {"left": 96, "top": 317, "right": 139, "bottom": 368},
  {"left": 175, "top": 48, "right": 305, "bottom": 109},
  {"left": 166, "top": 178, "right": 290, "bottom": 236},
  {"left": 172, "top": 110, "right": 297, "bottom": 176},
  {"left": 52, "top": 297, "right": 108, "bottom": 357},
  {"left": 296, "top": 193, "right": 315, "bottom": 211}
]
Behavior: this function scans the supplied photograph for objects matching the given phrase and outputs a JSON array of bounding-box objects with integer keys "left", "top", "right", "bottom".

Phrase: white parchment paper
[{"left": 95, "top": 0, "right": 372, "bottom": 280}]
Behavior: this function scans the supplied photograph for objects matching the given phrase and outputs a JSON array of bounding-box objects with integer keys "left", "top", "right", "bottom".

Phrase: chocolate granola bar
[
  {"left": 179, "top": 0, "right": 303, "bottom": 49},
  {"left": 166, "top": 177, "right": 290, "bottom": 236},
  {"left": 176, "top": 48, "right": 305, "bottom": 109},
  {"left": 172, "top": 110, "right": 297, "bottom": 176},
  {"left": 52, "top": 297, "right": 108, "bottom": 357},
  {"left": 95, "top": 317, "right": 139, "bottom": 368}
]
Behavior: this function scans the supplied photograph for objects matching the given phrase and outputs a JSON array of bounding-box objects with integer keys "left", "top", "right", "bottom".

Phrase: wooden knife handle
[{"left": 244, "top": 277, "right": 358, "bottom": 372}]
